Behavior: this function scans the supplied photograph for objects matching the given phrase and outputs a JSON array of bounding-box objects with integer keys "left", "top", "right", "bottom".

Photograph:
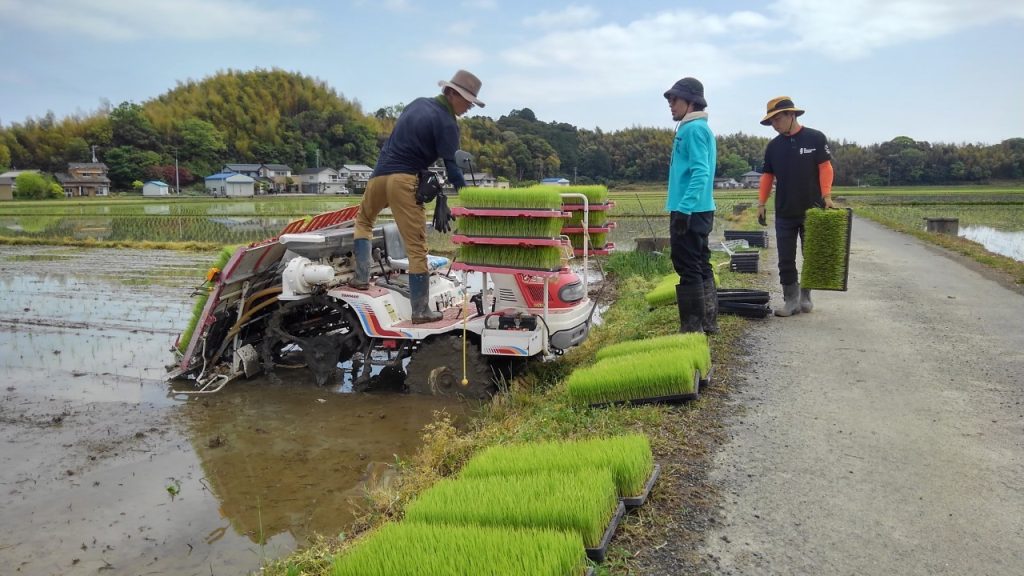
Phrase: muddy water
[{"left": 0, "top": 245, "right": 465, "bottom": 575}]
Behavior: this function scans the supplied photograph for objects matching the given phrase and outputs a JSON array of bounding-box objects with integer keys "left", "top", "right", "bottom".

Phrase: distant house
[
  {"left": 205, "top": 172, "right": 256, "bottom": 197},
  {"left": 338, "top": 164, "right": 374, "bottom": 193},
  {"left": 540, "top": 177, "right": 571, "bottom": 186},
  {"left": 714, "top": 177, "right": 741, "bottom": 189},
  {"left": 142, "top": 180, "right": 171, "bottom": 196},
  {"left": 222, "top": 163, "right": 262, "bottom": 179},
  {"left": 56, "top": 163, "right": 110, "bottom": 197},
  {"left": 259, "top": 163, "right": 294, "bottom": 193},
  {"left": 462, "top": 172, "right": 502, "bottom": 188},
  {"left": 297, "top": 167, "right": 347, "bottom": 194},
  {"left": 740, "top": 171, "right": 762, "bottom": 188},
  {"left": 0, "top": 169, "right": 41, "bottom": 200}
]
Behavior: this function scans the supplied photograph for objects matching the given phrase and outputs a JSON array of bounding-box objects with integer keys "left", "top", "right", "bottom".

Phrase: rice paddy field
[{"left": 1, "top": 185, "right": 1021, "bottom": 261}]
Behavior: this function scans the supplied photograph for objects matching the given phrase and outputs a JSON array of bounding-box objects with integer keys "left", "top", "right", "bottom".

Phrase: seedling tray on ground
[
  {"left": 621, "top": 464, "right": 661, "bottom": 510},
  {"left": 588, "top": 369, "right": 700, "bottom": 408},
  {"left": 452, "top": 207, "right": 570, "bottom": 218},
  {"left": 716, "top": 288, "right": 770, "bottom": 304},
  {"left": 699, "top": 365, "right": 714, "bottom": 388},
  {"left": 585, "top": 501, "right": 625, "bottom": 563},
  {"left": 729, "top": 252, "right": 760, "bottom": 273}
]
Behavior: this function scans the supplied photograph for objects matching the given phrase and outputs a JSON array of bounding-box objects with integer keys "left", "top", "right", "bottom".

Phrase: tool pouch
[{"left": 415, "top": 170, "right": 442, "bottom": 205}]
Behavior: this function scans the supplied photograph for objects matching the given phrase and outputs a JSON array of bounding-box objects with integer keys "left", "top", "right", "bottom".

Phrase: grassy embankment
[{"left": 257, "top": 202, "right": 766, "bottom": 575}]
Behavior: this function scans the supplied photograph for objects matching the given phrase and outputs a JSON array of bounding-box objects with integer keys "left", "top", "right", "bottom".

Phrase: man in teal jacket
[{"left": 664, "top": 76, "right": 717, "bottom": 334}]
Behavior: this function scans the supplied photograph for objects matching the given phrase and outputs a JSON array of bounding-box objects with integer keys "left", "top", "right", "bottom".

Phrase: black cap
[{"left": 664, "top": 77, "right": 707, "bottom": 107}]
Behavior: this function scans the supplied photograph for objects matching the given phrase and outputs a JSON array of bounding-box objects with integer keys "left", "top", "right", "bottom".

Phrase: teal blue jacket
[{"left": 666, "top": 113, "right": 716, "bottom": 214}]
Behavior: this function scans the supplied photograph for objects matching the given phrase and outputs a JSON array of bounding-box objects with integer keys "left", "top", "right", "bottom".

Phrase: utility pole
[
  {"left": 315, "top": 149, "right": 320, "bottom": 168},
  {"left": 174, "top": 150, "right": 180, "bottom": 194}
]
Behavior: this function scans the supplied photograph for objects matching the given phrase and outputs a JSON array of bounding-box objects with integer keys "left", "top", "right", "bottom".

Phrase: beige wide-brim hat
[
  {"left": 438, "top": 69, "right": 486, "bottom": 108},
  {"left": 760, "top": 96, "right": 804, "bottom": 125}
]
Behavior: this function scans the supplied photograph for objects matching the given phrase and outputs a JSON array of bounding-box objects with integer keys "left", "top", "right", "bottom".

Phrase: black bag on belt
[{"left": 415, "top": 170, "right": 442, "bottom": 205}]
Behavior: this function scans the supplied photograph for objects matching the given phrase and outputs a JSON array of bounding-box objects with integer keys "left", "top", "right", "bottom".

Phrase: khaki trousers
[{"left": 354, "top": 173, "right": 429, "bottom": 274}]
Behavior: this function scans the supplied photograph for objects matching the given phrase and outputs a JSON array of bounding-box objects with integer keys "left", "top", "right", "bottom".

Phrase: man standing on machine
[{"left": 350, "top": 70, "right": 485, "bottom": 324}]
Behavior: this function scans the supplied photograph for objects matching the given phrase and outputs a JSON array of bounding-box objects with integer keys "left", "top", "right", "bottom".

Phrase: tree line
[{"left": 2, "top": 69, "right": 1022, "bottom": 193}]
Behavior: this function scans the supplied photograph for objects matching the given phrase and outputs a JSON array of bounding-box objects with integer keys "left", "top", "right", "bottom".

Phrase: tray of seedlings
[
  {"left": 404, "top": 468, "right": 622, "bottom": 563},
  {"left": 453, "top": 187, "right": 572, "bottom": 274},
  {"left": 330, "top": 521, "right": 592, "bottom": 575},
  {"left": 567, "top": 333, "right": 712, "bottom": 407},
  {"left": 460, "top": 433, "right": 660, "bottom": 512},
  {"left": 801, "top": 207, "right": 853, "bottom": 291}
]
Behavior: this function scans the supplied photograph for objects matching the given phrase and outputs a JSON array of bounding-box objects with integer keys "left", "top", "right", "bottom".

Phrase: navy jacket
[{"left": 372, "top": 96, "right": 466, "bottom": 189}]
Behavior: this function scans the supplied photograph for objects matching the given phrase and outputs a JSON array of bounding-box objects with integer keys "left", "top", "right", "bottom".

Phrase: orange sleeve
[
  {"left": 819, "top": 160, "right": 834, "bottom": 196},
  {"left": 758, "top": 173, "right": 774, "bottom": 205}
]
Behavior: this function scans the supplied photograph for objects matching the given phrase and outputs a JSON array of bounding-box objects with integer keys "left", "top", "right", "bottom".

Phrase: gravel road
[{"left": 701, "top": 216, "right": 1024, "bottom": 575}]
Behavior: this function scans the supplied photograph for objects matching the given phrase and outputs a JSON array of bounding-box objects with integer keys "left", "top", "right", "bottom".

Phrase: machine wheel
[{"left": 404, "top": 335, "right": 498, "bottom": 400}]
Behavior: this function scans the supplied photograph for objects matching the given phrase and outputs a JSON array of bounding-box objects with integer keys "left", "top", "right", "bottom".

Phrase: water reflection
[
  {"left": 960, "top": 226, "right": 1024, "bottom": 262},
  {"left": 181, "top": 381, "right": 464, "bottom": 545}
]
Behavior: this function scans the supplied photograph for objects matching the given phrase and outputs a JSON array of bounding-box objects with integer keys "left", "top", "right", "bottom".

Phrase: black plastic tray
[
  {"left": 622, "top": 463, "right": 662, "bottom": 509},
  {"left": 699, "top": 364, "right": 714, "bottom": 389},
  {"left": 585, "top": 501, "right": 625, "bottom": 563}
]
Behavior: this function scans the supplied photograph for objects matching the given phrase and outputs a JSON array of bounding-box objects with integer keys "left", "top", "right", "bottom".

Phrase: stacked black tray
[
  {"left": 729, "top": 251, "right": 760, "bottom": 273},
  {"left": 716, "top": 288, "right": 771, "bottom": 318},
  {"left": 724, "top": 229, "right": 770, "bottom": 248}
]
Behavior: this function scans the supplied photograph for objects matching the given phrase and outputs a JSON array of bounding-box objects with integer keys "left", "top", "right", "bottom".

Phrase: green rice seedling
[
  {"left": 566, "top": 209, "right": 609, "bottom": 227},
  {"left": 565, "top": 348, "right": 701, "bottom": 406},
  {"left": 565, "top": 232, "right": 608, "bottom": 251},
  {"left": 457, "top": 215, "right": 564, "bottom": 238},
  {"left": 801, "top": 208, "right": 852, "bottom": 290},
  {"left": 460, "top": 433, "right": 654, "bottom": 498},
  {"left": 644, "top": 273, "right": 679, "bottom": 308},
  {"left": 404, "top": 469, "right": 619, "bottom": 549},
  {"left": 176, "top": 246, "right": 236, "bottom": 352},
  {"left": 331, "top": 522, "right": 587, "bottom": 576},
  {"left": 559, "top": 185, "right": 610, "bottom": 206},
  {"left": 459, "top": 245, "right": 563, "bottom": 271},
  {"left": 460, "top": 187, "right": 564, "bottom": 210},
  {"left": 594, "top": 333, "right": 711, "bottom": 381}
]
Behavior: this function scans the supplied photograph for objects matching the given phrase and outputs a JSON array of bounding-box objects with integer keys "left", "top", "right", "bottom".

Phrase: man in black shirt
[
  {"left": 756, "top": 96, "right": 835, "bottom": 316},
  {"left": 350, "top": 70, "right": 484, "bottom": 324}
]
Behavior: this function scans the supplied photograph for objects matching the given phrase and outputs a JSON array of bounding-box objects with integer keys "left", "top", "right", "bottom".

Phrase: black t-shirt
[{"left": 761, "top": 127, "right": 832, "bottom": 218}]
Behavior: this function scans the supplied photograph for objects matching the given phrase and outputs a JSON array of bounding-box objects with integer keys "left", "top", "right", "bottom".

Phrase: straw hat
[
  {"left": 438, "top": 70, "right": 486, "bottom": 108},
  {"left": 760, "top": 96, "right": 804, "bottom": 125}
]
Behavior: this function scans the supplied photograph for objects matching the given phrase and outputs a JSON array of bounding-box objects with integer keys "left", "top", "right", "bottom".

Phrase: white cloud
[
  {"left": 417, "top": 45, "right": 484, "bottom": 67},
  {"left": 499, "top": 10, "right": 776, "bottom": 105},
  {"left": 522, "top": 4, "right": 600, "bottom": 29},
  {"left": 0, "top": 0, "right": 318, "bottom": 43},
  {"left": 771, "top": 0, "right": 1024, "bottom": 59}
]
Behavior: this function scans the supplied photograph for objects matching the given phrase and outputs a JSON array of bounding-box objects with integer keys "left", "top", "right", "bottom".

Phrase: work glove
[
  {"left": 432, "top": 191, "right": 454, "bottom": 234},
  {"left": 757, "top": 205, "right": 768, "bottom": 227}
]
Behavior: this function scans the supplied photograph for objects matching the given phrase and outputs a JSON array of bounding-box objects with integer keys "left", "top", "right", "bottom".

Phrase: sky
[{"left": 1, "top": 0, "right": 1022, "bottom": 146}]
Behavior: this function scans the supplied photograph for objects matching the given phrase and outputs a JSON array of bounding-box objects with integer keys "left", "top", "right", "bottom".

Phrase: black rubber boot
[
  {"left": 410, "top": 273, "right": 442, "bottom": 324},
  {"left": 774, "top": 282, "right": 802, "bottom": 317},
  {"left": 349, "top": 238, "right": 371, "bottom": 290},
  {"left": 800, "top": 287, "right": 814, "bottom": 313},
  {"left": 702, "top": 277, "right": 719, "bottom": 335},
  {"left": 676, "top": 282, "right": 705, "bottom": 334}
]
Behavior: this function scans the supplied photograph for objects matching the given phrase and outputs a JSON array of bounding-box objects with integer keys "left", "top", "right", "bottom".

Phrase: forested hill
[{"left": 1, "top": 68, "right": 1022, "bottom": 191}]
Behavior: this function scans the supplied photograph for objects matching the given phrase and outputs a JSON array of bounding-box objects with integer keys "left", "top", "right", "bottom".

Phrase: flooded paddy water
[{"left": 0, "top": 245, "right": 464, "bottom": 575}]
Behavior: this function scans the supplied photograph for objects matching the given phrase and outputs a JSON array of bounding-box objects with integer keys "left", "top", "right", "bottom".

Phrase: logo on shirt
[{"left": 799, "top": 147, "right": 816, "bottom": 155}]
